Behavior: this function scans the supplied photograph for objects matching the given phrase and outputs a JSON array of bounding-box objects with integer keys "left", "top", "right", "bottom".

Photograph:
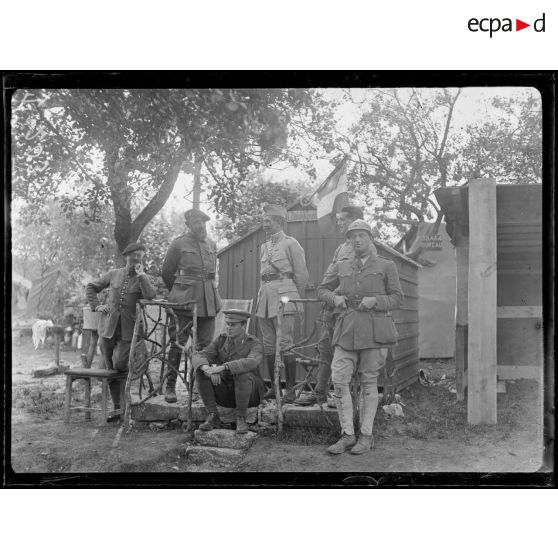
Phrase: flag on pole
[{"left": 314, "top": 156, "right": 350, "bottom": 235}]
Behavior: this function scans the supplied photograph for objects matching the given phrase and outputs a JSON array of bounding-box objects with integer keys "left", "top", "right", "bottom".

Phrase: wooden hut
[
  {"left": 395, "top": 222, "right": 457, "bottom": 359},
  {"left": 435, "top": 179, "right": 543, "bottom": 424},
  {"left": 217, "top": 202, "right": 420, "bottom": 392}
]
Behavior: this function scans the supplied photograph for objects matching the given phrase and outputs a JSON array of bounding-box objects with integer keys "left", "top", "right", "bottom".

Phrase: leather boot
[
  {"left": 327, "top": 383, "right": 355, "bottom": 454},
  {"left": 263, "top": 354, "right": 276, "bottom": 399},
  {"left": 107, "top": 380, "right": 121, "bottom": 423},
  {"left": 327, "top": 433, "right": 357, "bottom": 455},
  {"left": 236, "top": 416, "right": 249, "bottom": 434},
  {"left": 350, "top": 434, "right": 375, "bottom": 455},
  {"left": 165, "top": 349, "right": 181, "bottom": 403},
  {"left": 199, "top": 412, "right": 221, "bottom": 431},
  {"left": 282, "top": 356, "right": 297, "bottom": 404}
]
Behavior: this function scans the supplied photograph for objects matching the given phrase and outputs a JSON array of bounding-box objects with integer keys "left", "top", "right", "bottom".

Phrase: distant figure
[
  {"left": 161, "top": 208, "right": 222, "bottom": 403},
  {"left": 255, "top": 204, "right": 309, "bottom": 404},
  {"left": 32, "top": 319, "right": 54, "bottom": 349},
  {"left": 86, "top": 242, "right": 157, "bottom": 421},
  {"left": 192, "top": 309, "right": 265, "bottom": 434}
]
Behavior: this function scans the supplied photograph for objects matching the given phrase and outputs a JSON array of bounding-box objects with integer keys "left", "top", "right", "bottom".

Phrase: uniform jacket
[
  {"left": 255, "top": 230, "right": 309, "bottom": 318},
  {"left": 191, "top": 332, "right": 266, "bottom": 394},
  {"left": 317, "top": 252, "right": 404, "bottom": 350},
  {"left": 321, "top": 240, "right": 355, "bottom": 318},
  {"left": 162, "top": 231, "right": 222, "bottom": 317},
  {"left": 86, "top": 267, "right": 157, "bottom": 340}
]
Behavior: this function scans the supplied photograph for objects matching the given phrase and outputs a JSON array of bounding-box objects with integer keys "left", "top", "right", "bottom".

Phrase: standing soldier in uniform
[
  {"left": 318, "top": 220, "right": 404, "bottom": 455},
  {"left": 162, "top": 208, "right": 222, "bottom": 403},
  {"left": 86, "top": 242, "right": 157, "bottom": 420},
  {"left": 192, "top": 309, "right": 266, "bottom": 434},
  {"left": 256, "top": 204, "right": 309, "bottom": 403},
  {"left": 295, "top": 205, "right": 364, "bottom": 406}
]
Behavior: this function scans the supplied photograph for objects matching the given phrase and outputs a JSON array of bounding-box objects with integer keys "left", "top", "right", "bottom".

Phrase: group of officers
[{"left": 86, "top": 203, "right": 403, "bottom": 455}]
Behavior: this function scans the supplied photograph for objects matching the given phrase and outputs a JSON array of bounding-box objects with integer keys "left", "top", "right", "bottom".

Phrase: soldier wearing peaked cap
[
  {"left": 256, "top": 204, "right": 309, "bottom": 404},
  {"left": 191, "top": 309, "right": 265, "bottom": 434},
  {"left": 86, "top": 242, "right": 157, "bottom": 421},
  {"left": 161, "top": 208, "right": 222, "bottom": 403},
  {"left": 317, "top": 218, "right": 404, "bottom": 455}
]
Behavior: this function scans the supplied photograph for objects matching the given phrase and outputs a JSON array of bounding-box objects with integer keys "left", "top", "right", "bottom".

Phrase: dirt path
[{"left": 9, "top": 343, "right": 546, "bottom": 475}]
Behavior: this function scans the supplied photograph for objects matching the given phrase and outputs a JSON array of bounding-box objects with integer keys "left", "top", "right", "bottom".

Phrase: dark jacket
[
  {"left": 162, "top": 232, "right": 222, "bottom": 317},
  {"left": 86, "top": 267, "right": 157, "bottom": 340}
]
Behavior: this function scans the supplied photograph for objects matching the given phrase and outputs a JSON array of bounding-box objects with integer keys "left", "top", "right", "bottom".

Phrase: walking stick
[
  {"left": 124, "top": 305, "right": 142, "bottom": 428},
  {"left": 186, "top": 302, "right": 197, "bottom": 434},
  {"left": 275, "top": 299, "right": 286, "bottom": 433}
]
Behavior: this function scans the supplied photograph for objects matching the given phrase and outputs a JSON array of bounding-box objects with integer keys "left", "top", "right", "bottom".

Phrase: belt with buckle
[
  {"left": 261, "top": 272, "right": 294, "bottom": 282},
  {"left": 177, "top": 270, "right": 215, "bottom": 279}
]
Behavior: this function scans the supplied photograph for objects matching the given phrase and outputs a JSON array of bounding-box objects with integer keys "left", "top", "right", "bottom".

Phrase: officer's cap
[
  {"left": 122, "top": 242, "right": 146, "bottom": 255},
  {"left": 263, "top": 204, "right": 287, "bottom": 219},
  {"left": 184, "top": 208, "right": 210, "bottom": 222},
  {"left": 346, "top": 219, "right": 373, "bottom": 238},
  {"left": 223, "top": 309, "right": 251, "bottom": 323},
  {"left": 339, "top": 205, "right": 364, "bottom": 220}
]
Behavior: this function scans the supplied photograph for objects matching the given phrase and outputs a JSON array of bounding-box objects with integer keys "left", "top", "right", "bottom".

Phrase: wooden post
[
  {"left": 54, "top": 332, "right": 60, "bottom": 371},
  {"left": 275, "top": 301, "right": 285, "bottom": 433},
  {"left": 467, "top": 178, "right": 497, "bottom": 424},
  {"left": 455, "top": 240, "right": 469, "bottom": 401}
]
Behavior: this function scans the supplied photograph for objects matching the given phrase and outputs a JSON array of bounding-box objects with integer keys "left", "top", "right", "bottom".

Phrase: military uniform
[
  {"left": 192, "top": 310, "right": 265, "bottom": 432},
  {"left": 86, "top": 242, "right": 157, "bottom": 419},
  {"left": 86, "top": 267, "right": 157, "bottom": 371},
  {"left": 161, "top": 226, "right": 222, "bottom": 399},
  {"left": 317, "top": 220, "right": 404, "bottom": 453},
  {"left": 256, "top": 205, "right": 309, "bottom": 402}
]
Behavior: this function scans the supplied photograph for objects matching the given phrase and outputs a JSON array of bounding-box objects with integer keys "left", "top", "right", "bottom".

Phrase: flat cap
[
  {"left": 263, "top": 204, "right": 287, "bottom": 219},
  {"left": 184, "top": 208, "right": 210, "bottom": 222},
  {"left": 122, "top": 242, "right": 146, "bottom": 255},
  {"left": 223, "top": 309, "right": 251, "bottom": 322},
  {"left": 339, "top": 205, "right": 364, "bottom": 219},
  {"left": 346, "top": 219, "right": 373, "bottom": 238}
]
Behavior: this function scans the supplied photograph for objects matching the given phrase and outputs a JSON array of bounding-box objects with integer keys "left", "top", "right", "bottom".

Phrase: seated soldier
[{"left": 192, "top": 309, "right": 266, "bottom": 434}]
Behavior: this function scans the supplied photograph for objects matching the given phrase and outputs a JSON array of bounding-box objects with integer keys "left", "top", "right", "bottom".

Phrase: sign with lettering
[
  {"left": 421, "top": 234, "right": 443, "bottom": 250},
  {"left": 287, "top": 210, "right": 317, "bottom": 222}
]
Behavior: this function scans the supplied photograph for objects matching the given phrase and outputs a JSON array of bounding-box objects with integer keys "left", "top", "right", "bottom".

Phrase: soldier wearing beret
[
  {"left": 191, "top": 309, "right": 265, "bottom": 434},
  {"left": 255, "top": 204, "right": 309, "bottom": 404},
  {"left": 317, "top": 220, "right": 404, "bottom": 455},
  {"left": 161, "top": 208, "right": 222, "bottom": 403},
  {"left": 296, "top": 205, "right": 364, "bottom": 406},
  {"left": 86, "top": 242, "right": 157, "bottom": 420}
]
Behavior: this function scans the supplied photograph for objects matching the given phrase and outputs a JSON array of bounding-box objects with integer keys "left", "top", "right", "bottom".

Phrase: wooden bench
[{"left": 64, "top": 367, "right": 127, "bottom": 424}]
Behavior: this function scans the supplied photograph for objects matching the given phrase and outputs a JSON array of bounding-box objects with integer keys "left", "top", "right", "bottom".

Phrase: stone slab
[
  {"left": 132, "top": 396, "right": 258, "bottom": 424},
  {"left": 194, "top": 428, "right": 257, "bottom": 450},
  {"left": 184, "top": 445, "right": 245, "bottom": 467},
  {"left": 283, "top": 404, "right": 340, "bottom": 429}
]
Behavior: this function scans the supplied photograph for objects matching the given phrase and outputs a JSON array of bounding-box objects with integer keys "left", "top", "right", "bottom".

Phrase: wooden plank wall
[
  {"left": 218, "top": 215, "right": 420, "bottom": 390},
  {"left": 496, "top": 185, "right": 543, "bottom": 381}
]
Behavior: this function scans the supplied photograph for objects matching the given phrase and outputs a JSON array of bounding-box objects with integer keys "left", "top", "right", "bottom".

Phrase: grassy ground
[{"left": 9, "top": 342, "right": 546, "bottom": 474}]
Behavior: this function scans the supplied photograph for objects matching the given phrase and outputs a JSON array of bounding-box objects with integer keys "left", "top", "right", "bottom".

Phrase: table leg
[
  {"left": 101, "top": 379, "right": 108, "bottom": 424},
  {"left": 64, "top": 375, "right": 73, "bottom": 423},
  {"left": 84, "top": 378, "right": 91, "bottom": 420}
]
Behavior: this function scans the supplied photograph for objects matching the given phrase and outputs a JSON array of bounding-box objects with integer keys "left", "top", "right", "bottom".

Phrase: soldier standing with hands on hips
[
  {"left": 318, "top": 220, "right": 404, "bottom": 455},
  {"left": 255, "top": 204, "right": 309, "bottom": 404},
  {"left": 86, "top": 242, "right": 157, "bottom": 421},
  {"left": 162, "top": 208, "right": 222, "bottom": 403}
]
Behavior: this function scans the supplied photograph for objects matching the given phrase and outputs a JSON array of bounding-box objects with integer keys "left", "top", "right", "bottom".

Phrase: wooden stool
[{"left": 64, "top": 367, "right": 127, "bottom": 424}]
